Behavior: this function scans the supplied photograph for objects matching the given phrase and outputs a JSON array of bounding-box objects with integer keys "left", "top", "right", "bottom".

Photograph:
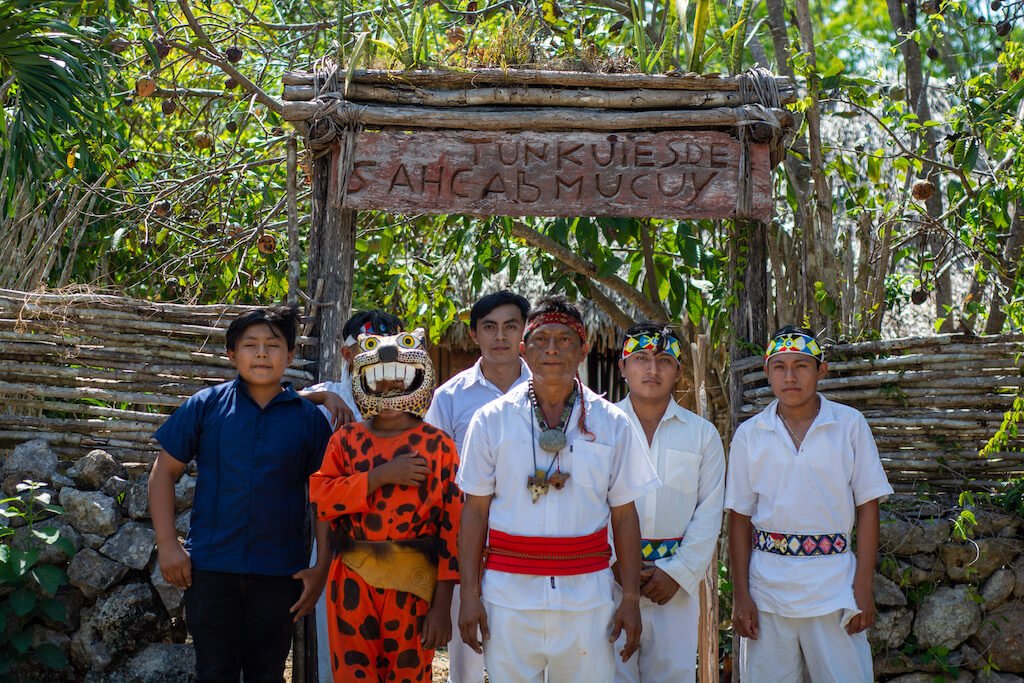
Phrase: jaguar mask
[{"left": 350, "top": 328, "right": 436, "bottom": 419}]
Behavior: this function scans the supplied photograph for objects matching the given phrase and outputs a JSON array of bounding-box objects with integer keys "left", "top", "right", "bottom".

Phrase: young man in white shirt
[
  {"left": 612, "top": 322, "right": 725, "bottom": 682},
  {"left": 726, "top": 326, "right": 893, "bottom": 682},
  {"left": 424, "top": 290, "right": 531, "bottom": 683},
  {"left": 457, "top": 295, "right": 660, "bottom": 683}
]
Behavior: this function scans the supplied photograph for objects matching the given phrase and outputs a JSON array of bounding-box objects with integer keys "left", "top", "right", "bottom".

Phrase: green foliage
[{"left": 0, "top": 481, "right": 74, "bottom": 674}]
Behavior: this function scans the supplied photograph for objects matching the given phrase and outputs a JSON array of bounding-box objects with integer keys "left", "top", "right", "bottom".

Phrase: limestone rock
[
  {"left": 150, "top": 561, "right": 184, "bottom": 615},
  {"left": 101, "top": 475, "right": 131, "bottom": 499},
  {"left": 1012, "top": 555, "right": 1024, "bottom": 599},
  {"left": 887, "top": 673, "right": 973, "bottom": 683},
  {"left": 913, "top": 585, "right": 983, "bottom": 650},
  {"left": 880, "top": 513, "right": 951, "bottom": 555},
  {"left": 972, "top": 601, "right": 1024, "bottom": 673},
  {"left": 81, "top": 533, "right": 105, "bottom": 549},
  {"left": 982, "top": 568, "right": 1017, "bottom": 609},
  {"left": 875, "top": 572, "right": 908, "bottom": 606},
  {"left": 882, "top": 556, "right": 947, "bottom": 586},
  {"left": 175, "top": 510, "right": 190, "bottom": 538},
  {"left": 174, "top": 475, "right": 195, "bottom": 512},
  {"left": 126, "top": 478, "right": 150, "bottom": 519},
  {"left": 68, "top": 450, "right": 124, "bottom": 490},
  {"left": 59, "top": 488, "right": 120, "bottom": 536},
  {"left": 91, "top": 583, "right": 168, "bottom": 658},
  {"left": 869, "top": 607, "right": 913, "bottom": 649},
  {"left": 961, "top": 644, "right": 987, "bottom": 671},
  {"left": 71, "top": 606, "right": 112, "bottom": 672},
  {"left": 973, "top": 508, "right": 1024, "bottom": 536},
  {"left": 67, "top": 548, "right": 128, "bottom": 599},
  {"left": 42, "top": 584, "right": 87, "bottom": 633},
  {"left": 2, "top": 439, "right": 58, "bottom": 483},
  {"left": 875, "top": 649, "right": 966, "bottom": 676},
  {"left": 941, "top": 538, "right": 1024, "bottom": 582},
  {"left": 94, "top": 642, "right": 196, "bottom": 683},
  {"left": 976, "top": 672, "right": 1024, "bottom": 683},
  {"left": 51, "top": 472, "right": 75, "bottom": 490},
  {"left": 99, "top": 522, "right": 155, "bottom": 570}
]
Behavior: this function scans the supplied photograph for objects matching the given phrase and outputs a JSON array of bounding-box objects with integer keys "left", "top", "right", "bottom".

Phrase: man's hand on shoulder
[
  {"left": 302, "top": 389, "right": 355, "bottom": 430},
  {"left": 640, "top": 567, "right": 680, "bottom": 605}
]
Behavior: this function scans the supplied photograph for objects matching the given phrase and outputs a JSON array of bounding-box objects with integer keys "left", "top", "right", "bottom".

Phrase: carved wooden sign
[{"left": 341, "top": 130, "right": 772, "bottom": 219}]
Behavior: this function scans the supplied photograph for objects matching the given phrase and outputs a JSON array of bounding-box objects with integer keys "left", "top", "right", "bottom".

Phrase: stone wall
[
  {"left": 870, "top": 498, "right": 1024, "bottom": 683},
  {"left": 4, "top": 436, "right": 1024, "bottom": 682},
  {"left": 1, "top": 439, "right": 194, "bottom": 682}
]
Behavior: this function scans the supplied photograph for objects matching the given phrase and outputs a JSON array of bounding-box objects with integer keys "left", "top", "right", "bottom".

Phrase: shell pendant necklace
[{"left": 527, "top": 380, "right": 576, "bottom": 502}]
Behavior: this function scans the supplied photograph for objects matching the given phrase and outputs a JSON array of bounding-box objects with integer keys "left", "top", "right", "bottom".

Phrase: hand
[
  {"left": 320, "top": 392, "right": 356, "bottom": 430},
  {"left": 640, "top": 567, "right": 680, "bottom": 605},
  {"left": 290, "top": 564, "right": 329, "bottom": 622},
  {"left": 610, "top": 595, "right": 642, "bottom": 662},
  {"left": 458, "top": 591, "right": 490, "bottom": 654},
  {"left": 380, "top": 451, "right": 430, "bottom": 487},
  {"left": 639, "top": 564, "right": 656, "bottom": 587},
  {"left": 421, "top": 600, "right": 453, "bottom": 649},
  {"left": 732, "top": 592, "right": 760, "bottom": 640},
  {"left": 846, "top": 575, "right": 876, "bottom": 634},
  {"left": 158, "top": 541, "right": 192, "bottom": 589}
]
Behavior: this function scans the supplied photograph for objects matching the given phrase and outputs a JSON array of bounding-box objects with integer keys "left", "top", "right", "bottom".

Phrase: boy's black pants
[{"left": 184, "top": 569, "right": 301, "bottom": 683}]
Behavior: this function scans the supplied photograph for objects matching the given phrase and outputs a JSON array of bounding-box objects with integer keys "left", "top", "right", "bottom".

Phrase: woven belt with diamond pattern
[
  {"left": 753, "top": 529, "right": 848, "bottom": 556},
  {"left": 641, "top": 537, "right": 683, "bottom": 561}
]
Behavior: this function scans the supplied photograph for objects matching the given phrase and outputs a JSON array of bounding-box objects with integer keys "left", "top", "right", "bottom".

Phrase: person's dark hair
[
  {"left": 526, "top": 294, "right": 583, "bottom": 327},
  {"left": 226, "top": 305, "right": 299, "bottom": 352},
  {"left": 621, "top": 320, "right": 677, "bottom": 349},
  {"left": 771, "top": 324, "right": 816, "bottom": 339},
  {"left": 470, "top": 291, "right": 530, "bottom": 330},
  {"left": 342, "top": 310, "right": 405, "bottom": 343}
]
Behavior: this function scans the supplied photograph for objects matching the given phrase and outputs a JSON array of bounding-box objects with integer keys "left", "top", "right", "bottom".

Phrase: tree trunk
[{"left": 984, "top": 197, "right": 1024, "bottom": 333}]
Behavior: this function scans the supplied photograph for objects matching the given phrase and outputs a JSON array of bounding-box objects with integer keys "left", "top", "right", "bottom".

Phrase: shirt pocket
[
  {"left": 664, "top": 449, "right": 701, "bottom": 495},
  {"left": 570, "top": 441, "right": 613, "bottom": 494}
]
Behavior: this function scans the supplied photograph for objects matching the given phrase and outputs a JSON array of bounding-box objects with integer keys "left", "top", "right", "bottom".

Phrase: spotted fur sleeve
[
  {"left": 435, "top": 432, "right": 463, "bottom": 582},
  {"left": 310, "top": 427, "right": 373, "bottom": 521}
]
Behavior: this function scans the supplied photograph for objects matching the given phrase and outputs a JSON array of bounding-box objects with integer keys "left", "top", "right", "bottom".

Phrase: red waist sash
[{"left": 484, "top": 527, "right": 611, "bottom": 576}]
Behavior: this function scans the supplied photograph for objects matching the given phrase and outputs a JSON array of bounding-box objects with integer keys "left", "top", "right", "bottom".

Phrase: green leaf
[
  {"left": 31, "top": 565, "right": 66, "bottom": 596},
  {"left": 34, "top": 643, "right": 68, "bottom": 670},
  {"left": 38, "top": 597, "right": 66, "bottom": 623},
  {"left": 9, "top": 589, "right": 37, "bottom": 617},
  {"left": 9, "top": 629, "right": 31, "bottom": 654},
  {"left": 596, "top": 255, "right": 624, "bottom": 278}
]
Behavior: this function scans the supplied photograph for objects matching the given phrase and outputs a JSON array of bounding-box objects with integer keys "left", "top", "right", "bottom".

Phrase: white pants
[
  {"left": 482, "top": 599, "right": 616, "bottom": 683},
  {"left": 739, "top": 610, "right": 872, "bottom": 683},
  {"left": 448, "top": 584, "right": 486, "bottom": 682},
  {"left": 612, "top": 585, "right": 698, "bottom": 683},
  {"left": 311, "top": 540, "right": 333, "bottom": 682}
]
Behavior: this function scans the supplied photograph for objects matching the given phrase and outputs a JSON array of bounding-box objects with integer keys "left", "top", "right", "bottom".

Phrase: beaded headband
[
  {"left": 523, "top": 311, "right": 587, "bottom": 344},
  {"left": 764, "top": 332, "right": 824, "bottom": 363},
  {"left": 621, "top": 331, "right": 683, "bottom": 363}
]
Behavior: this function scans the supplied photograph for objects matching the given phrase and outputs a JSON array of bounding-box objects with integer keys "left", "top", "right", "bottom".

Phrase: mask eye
[
  {"left": 361, "top": 337, "right": 379, "bottom": 351},
  {"left": 398, "top": 334, "right": 417, "bottom": 348}
]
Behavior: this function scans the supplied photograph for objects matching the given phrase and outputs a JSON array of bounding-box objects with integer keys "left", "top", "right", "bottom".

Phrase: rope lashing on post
[{"left": 734, "top": 67, "right": 786, "bottom": 219}]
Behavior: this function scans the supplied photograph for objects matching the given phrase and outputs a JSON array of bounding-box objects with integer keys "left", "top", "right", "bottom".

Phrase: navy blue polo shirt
[{"left": 154, "top": 379, "right": 332, "bottom": 576}]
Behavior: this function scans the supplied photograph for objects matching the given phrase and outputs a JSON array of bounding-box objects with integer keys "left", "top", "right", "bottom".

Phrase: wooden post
[{"left": 286, "top": 137, "right": 300, "bottom": 308}]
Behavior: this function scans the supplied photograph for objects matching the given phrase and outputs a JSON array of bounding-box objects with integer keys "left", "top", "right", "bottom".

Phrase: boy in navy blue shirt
[{"left": 150, "top": 305, "right": 333, "bottom": 682}]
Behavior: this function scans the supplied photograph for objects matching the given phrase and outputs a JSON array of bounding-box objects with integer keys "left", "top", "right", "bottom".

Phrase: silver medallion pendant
[{"left": 538, "top": 428, "right": 567, "bottom": 453}]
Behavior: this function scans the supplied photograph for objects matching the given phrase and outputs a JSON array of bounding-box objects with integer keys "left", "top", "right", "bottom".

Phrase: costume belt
[
  {"left": 641, "top": 537, "right": 683, "bottom": 561},
  {"left": 340, "top": 539, "right": 438, "bottom": 603},
  {"left": 753, "top": 528, "right": 848, "bottom": 557},
  {"left": 485, "top": 527, "right": 611, "bottom": 576}
]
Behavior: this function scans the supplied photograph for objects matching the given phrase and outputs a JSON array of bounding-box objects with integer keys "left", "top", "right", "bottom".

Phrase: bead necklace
[{"left": 527, "top": 380, "right": 576, "bottom": 503}]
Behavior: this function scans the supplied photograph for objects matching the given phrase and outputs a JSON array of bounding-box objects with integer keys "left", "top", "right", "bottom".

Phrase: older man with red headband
[
  {"left": 456, "top": 295, "right": 659, "bottom": 683},
  {"left": 726, "top": 325, "right": 893, "bottom": 682}
]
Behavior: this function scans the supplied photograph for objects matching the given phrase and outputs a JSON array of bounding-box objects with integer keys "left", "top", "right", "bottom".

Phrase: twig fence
[
  {"left": 732, "top": 334, "right": 1024, "bottom": 492},
  {"left": 0, "top": 289, "right": 315, "bottom": 463}
]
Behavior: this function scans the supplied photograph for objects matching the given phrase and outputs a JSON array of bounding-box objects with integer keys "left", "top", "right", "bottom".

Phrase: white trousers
[
  {"left": 612, "top": 585, "right": 698, "bottom": 683},
  {"left": 738, "top": 610, "right": 872, "bottom": 683},
  {"left": 447, "top": 584, "right": 486, "bottom": 683},
  {"left": 311, "top": 540, "right": 334, "bottom": 682},
  {"left": 482, "top": 599, "right": 616, "bottom": 683}
]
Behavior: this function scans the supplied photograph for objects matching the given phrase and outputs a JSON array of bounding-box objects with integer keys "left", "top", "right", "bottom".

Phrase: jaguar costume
[{"left": 310, "top": 330, "right": 461, "bottom": 682}]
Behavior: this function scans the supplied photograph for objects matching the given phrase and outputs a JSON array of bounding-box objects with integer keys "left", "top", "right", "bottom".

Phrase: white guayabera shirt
[
  {"left": 725, "top": 394, "right": 894, "bottom": 620},
  {"left": 458, "top": 382, "right": 660, "bottom": 612},
  {"left": 614, "top": 397, "right": 726, "bottom": 597}
]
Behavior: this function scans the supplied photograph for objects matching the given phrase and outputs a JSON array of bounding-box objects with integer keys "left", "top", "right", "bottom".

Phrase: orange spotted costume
[{"left": 311, "top": 420, "right": 461, "bottom": 682}]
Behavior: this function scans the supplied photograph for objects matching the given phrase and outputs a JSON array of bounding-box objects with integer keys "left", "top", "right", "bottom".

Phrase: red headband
[{"left": 524, "top": 311, "right": 587, "bottom": 343}]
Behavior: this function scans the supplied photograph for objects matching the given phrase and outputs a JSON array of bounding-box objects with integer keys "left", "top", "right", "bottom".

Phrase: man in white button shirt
[
  {"left": 425, "top": 290, "right": 531, "bottom": 683},
  {"left": 457, "top": 295, "right": 660, "bottom": 683},
  {"left": 611, "top": 322, "right": 725, "bottom": 682},
  {"left": 726, "top": 326, "right": 893, "bottom": 682}
]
